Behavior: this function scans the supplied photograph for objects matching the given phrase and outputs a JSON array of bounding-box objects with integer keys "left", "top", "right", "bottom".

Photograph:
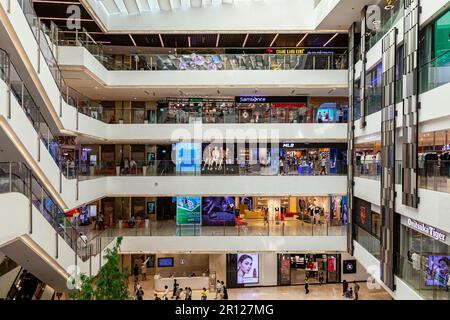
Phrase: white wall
[
  {"left": 120, "top": 236, "right": 347, "bottom": 253},
  {"left": 340, "top": 251, "right": 371, "bottom": 283},
  {"left": 354, "top": 177, "right": 380, "bottom": 205},
  {"left": 0, "top": 192, "right": 114, "bottom": 292},
  {"left": 103, "top": 175, "right": 347, "bottom": 197},
  {"left": 209, "top": 254, "right": 227, "bottom": 284}
]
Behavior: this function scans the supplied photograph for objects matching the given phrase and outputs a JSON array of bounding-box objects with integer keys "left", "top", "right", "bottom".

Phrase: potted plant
[{"left": 118, "top": 215, "right": 123, "bottom": 229}]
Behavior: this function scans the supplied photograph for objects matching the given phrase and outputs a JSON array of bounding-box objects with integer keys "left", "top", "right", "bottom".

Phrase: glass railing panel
[
  {"left": 353, "top": 160, "right": 381, "bottom": 180},
  {"left": 419, "top": 50, "right": 450, "bottom": 94},
  {"left": 355, "top": 226, "right": 381, "bottom": 259}
]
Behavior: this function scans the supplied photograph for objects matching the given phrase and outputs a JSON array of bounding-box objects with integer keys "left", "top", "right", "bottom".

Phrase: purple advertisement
[
  {"left": 426, "top": 256, "right": 450, "bottom": 287},
  {"left": 202, "top": 197, "right": 236, "bottom": 226}
]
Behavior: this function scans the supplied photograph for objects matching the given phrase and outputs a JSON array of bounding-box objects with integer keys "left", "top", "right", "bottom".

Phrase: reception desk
[{"left": 154, "top": 276, "right": 210, "bottom": 291}]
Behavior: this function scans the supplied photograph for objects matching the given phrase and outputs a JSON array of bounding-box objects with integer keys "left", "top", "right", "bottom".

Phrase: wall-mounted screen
[
  {"left": 158, "top": 257, "right": 174, "bottom": 267},
  {"left": 237, "top": 253, "right": 259, "bottom": 284},
  {"left": 176, "top": 196, "right": 201, "bottom": 225}
]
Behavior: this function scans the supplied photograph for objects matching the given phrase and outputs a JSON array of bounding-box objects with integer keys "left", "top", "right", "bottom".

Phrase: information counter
[{"left": 154, "top": 275, "right": 209, "bottom": 291}]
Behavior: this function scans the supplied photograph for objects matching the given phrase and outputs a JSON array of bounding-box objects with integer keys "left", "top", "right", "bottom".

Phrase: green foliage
[{"left": 69, "top": 236, "right": 130, "bottom": 300}]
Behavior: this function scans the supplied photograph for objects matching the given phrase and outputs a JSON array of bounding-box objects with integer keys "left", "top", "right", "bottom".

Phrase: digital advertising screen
[
  {"left": 202, "top": 197, "right": 236, "bottom": 226},
  {"left": 426, "top": 256, "right": 450, "bottom": 287},
  {"left": 174, "top": 142, "right": 201, "bottom": 173},
  {"left": 176, "top": 196, "right": 201, "bottom": 225},
  {"left": 237, "top": 253, "right": 259, "bottom": 284}
]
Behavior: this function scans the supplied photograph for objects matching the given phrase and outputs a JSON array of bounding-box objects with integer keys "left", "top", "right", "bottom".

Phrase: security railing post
[
  {"left": 37, "top": 18, "right": 41, "bottom": 74},
  {"left": 29, "top": 168, "right": 32, "bottom": 234},
  {"left": 9, "top": 162, "right": 12, "bottom": 192}
]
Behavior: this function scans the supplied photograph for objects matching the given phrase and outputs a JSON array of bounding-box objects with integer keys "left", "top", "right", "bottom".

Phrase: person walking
[
  {"left": 354, "top": 282, "right": 360, "bottom": 300},
  {"left": 140, "top": 262, "right": 147, "bottom": 281},
  {"left": 162, "top": 285, "right": 169, "bottom": 300},
  {"left": 154, "top": 293, "right": 161, "bottom": 300},
  {"left": 221, "top": 281, "right": 228, "bottom": 300},
  {"left": 98, "top": 213, "right": 105, "bottom": 231},
  {"left": 201, "top": 288, "right": 208, "bottom": 300},
  {"left": 187, "top": 287, "right": 193, "bottom": 300},
  {"left": 304, "top": 276, "right": 310, "bottom": 294},
  {"left": 135, "top": 285, "right": 144, "bottom": 301},
  {"left": 171, "top": 279, "right": 178, "bottom": 299},
  {"left": 342, "top": 280, "right": 348, "bottom": 296},
  {"left": 133, "top": 264, "right": 139, "bottom": 282},
  {"left": 215, "top": 280, "right": 222, "bottom": 300},
  {"left": 319, "top": 272, "right": 324, "bottom": 286}
]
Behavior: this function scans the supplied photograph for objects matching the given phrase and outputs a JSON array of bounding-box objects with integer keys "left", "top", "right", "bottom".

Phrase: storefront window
[
  {"left": 237, "top": 103, "right": 271, "bottom": 123},
  {"left": 398, "top": 223, "right": 450, "bottom": 300}
]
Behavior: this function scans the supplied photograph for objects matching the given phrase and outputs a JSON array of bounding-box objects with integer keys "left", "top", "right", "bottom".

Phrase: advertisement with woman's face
[{"left": 237, "top": 253, "right": 259, "bottom": 284}]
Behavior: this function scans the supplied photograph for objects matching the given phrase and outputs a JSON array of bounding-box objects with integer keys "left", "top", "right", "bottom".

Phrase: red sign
[{"left": 327, "top": 257, "right": 336, "bottom": 272}]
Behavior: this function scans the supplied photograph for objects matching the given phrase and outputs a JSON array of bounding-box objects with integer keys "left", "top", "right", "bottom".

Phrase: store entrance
[{"left": 278, "top": 253, "right": 341, "bottom": 285}]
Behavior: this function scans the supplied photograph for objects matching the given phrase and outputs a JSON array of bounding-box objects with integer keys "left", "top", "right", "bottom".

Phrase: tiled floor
[{"left": 130, "top": 278, "right": 392, "bottom": 300}]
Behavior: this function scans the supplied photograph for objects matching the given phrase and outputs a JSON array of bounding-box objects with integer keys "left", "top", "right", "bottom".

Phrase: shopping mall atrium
[{"left": 0, "top": 0, "right": 449, "bottom": 302}]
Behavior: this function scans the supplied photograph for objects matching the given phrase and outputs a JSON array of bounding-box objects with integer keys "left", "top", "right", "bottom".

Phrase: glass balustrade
[
  {"left": 0, "top": 162, "right": 109, "bottom": 261},
  {"left": 76, "top": 160, "right": 348, "bottom": 179}
]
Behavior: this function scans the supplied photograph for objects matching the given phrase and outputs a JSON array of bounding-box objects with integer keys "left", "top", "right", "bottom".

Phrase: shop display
[
  {"left": 176, "top": 197, "right": 201, "bottom": 225},
  {"left": 202, "top": 197, "right": 236, "bottom": 226},
  {"left": 147, "top": 201, "right": 155, "bottom": 215},
  {"left": 237, "top": 253, "right": 259, "bottom": 284}
]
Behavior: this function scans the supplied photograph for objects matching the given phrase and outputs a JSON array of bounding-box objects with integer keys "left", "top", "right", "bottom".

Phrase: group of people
[
  {"left": 342, "top": 280, "right": 360, "bottom": 300},
  {"left": 157, "top": 280, "right": 194, "bottom": 300},
  {"left": 214, "top": 280, "right": 229, "bottom": 300},
  {"left": 120, "top": 157, "right": 138, "bottom": 175},
  {"left": 279, "top": 155, "right": 329, "bottom": 176},
  {"left": 355, "top": 151, "right": 381, "bottom": 176}
]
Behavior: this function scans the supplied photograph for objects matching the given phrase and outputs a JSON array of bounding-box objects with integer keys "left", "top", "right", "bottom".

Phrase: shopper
[
  {"left": 222, "top": 282, "right": 228, "bottom": 300},
  {"left": 215, "top": 280, "right": 222, "bottom": 300},
  {"left": 133, "top": 264, "right": 139, "bottom": 282},
  {"left": 171, "top": 279, "right": 178, "bottom": 299},
  {"left": 141, "top": 262, "right": 147, "bottom": 281},
  {"left": 184, "top": 287, "right": 190, "bottom": 300},
  {"left": 304, "top": 276, "right": 310, "bottom": 294},
  {"left": 319, "top": 272, "right": 324, "bottom": 286},
  {"left": 342, "top": 280, "right": 348, "bottom": 296},
  {"left": 154, "top": 293, "right": 161, "bottom": 300},
  {"left": 354, "top": 282, "right": 360, "bottom": 300},
  {"left": 338, "top": 108, "right": 343, "bottom": 123},
  {"left": 176, "top": 287, "right": 183, "bottom": 300},
  {"left": 162, "top": 285, "right": 169, "bottom": 300},
  {"left": 135, "top": 285, "right": 144, "bottom": 300},
  {"left": 187, "top": 287, "right": 193, "bottom": 300},
  {"left": 98, "top": 213, "right": 105, "bottom": 231},
  {"left": 201, "top": 288, "right": 208, "bottom": 300}
]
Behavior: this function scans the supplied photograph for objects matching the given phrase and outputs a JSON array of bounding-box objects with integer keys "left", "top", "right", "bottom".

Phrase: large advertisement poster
[
  {"left": 202, "top": 197, "right": 236, "bottom": 226},
  {"left": 237, "top": 253, "right": 259, "bottom": 284},
  {"left": 176, "top": 197, "right": 201, "bottom": 225},
  {"left": 426, "top": 256, "right": 450, "bottom": 287}
]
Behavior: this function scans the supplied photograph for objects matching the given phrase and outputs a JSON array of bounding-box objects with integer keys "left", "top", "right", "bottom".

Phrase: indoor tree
[{"left": 69, "top": 236, "right": 130, "bottom": 300}]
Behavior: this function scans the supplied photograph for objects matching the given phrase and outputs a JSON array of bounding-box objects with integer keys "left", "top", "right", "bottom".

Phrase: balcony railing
[
  {"left": 0, "top": 49, "right": 76, "bottom": 180},
  {"left": 419, "top": 50, "right": 450, "bottom": 94},
  {"left": 0, "top": 162, "right": 109, "bottom": 261},
  {"left": 81, "top": 218, "right": 347, "bottom": 238},
  {"left": 79, "top": 105, "right": 348, "bottom": 125},
  {"left": 77, "top": 160, "right": 348, "bottom": 179},
  {"left": 354, "top": 226, "right": 381, "bottom": 259}
]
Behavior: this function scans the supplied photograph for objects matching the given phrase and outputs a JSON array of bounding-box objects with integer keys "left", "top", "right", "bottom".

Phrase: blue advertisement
[
  {"left": 174, "top": 142, "right": 201, "bottom": 173},
  {"left": 202, "top": 197, "right": 236, "bottom": 226}
]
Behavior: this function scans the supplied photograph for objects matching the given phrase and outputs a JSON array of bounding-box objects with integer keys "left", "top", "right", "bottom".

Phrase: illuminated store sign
[
  {"left": 407, "top": 218, "right": 447, "bottom": 242},
  {"left": 238, "top": 97, "right": 267, "bottom": 103}
]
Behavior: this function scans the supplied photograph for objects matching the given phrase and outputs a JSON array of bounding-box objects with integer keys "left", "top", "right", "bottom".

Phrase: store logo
[
  {"left": 407, "top": 218, "right": 447, "bottom": 242},
  {"left": 282, "top": 143, "right": 294, "bottom": 148},
  {"left": 238, "top": 97, "right": 267, "bottom": 103}
]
